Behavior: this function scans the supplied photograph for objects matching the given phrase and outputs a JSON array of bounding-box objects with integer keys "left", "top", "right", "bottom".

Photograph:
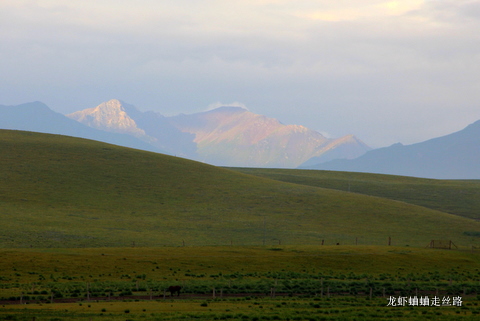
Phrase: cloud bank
[{"left": 1, "top": 0, "right": 480, "bottom": 147}]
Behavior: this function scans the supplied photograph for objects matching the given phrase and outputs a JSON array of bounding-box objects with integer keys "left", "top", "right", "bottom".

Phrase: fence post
[
  {"left": 321, "top": 278, "right": 324, "bottom": 298},
  {"left": 87, "top": 282, "right": 90, "bottom": 301},
  {"left": 270, "top": 287, "right": 276, "bottom": 298}
]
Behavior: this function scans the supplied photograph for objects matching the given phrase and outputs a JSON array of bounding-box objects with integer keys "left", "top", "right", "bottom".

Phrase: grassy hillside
[
  {"left": 229, "top": 168, "right": 480, "bottom": 220},
  {"left": 1, "top": 129, "right": 480, "bottom": 248}
]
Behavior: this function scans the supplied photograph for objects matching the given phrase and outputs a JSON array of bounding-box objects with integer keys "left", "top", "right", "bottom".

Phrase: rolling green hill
[
  {"left": 1, "top": 129, "right": 480, "bottom": 248},
  {"left": 228, "top": 168, "right": 480, "bottom": 220}
]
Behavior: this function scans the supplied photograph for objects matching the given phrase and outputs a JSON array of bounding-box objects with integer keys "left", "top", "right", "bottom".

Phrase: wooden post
[
  {"left": 270, "top": 288, "right": 276, "bottom": 298},
  {"left": 321, "top": 240, "right": 324, "bottom": 245},
  {"left": 369, "top": 287, "right": 373, "bottom": 299},
  {"left": 163, "top": 290, "right": 166, "bottom": 300},
  {"left": 388, "top": 237, "right": 391, "bottom": 246},
  {"left": 321, "top": 278, "right": 324, "bottom": 297},
  {"left": 213, "top": 287, "right": 216, "bottom": 299}
]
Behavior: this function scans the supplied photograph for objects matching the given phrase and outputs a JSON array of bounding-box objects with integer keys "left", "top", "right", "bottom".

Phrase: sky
[{"left": 1, "top": 0, "right": 480, "bottom": 147}]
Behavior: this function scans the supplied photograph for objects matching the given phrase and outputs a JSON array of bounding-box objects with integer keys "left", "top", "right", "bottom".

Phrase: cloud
[{"left": 2, "top": 1, "right": 480, "bottom": 147}]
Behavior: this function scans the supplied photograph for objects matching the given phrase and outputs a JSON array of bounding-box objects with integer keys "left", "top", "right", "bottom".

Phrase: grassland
[
  {"left": 228, "top": 168, "right": 480, "bottom": 220},
  {"left": 1, "top": 129, "right": 480, "bottom": 248},
  {"left": 0, "top": 246, "right": 479, "bottom": 320},
  {"left": 2, "top": 129, "right": 480, "bottom": 319}
]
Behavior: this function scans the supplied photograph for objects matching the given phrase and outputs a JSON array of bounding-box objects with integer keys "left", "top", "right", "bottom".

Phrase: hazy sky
[{"left": 2, "top": 0, "right": 480, "bottom": 147}]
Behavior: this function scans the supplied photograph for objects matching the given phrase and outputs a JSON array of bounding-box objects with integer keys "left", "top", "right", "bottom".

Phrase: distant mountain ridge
[
  {"left": 168, "top": 106, "right": 371, "bottom": 167},
  {"left": 0, "top": 102, "right": 162, "bottom": 154},
  {"left": 305, "top": 120, "right": 480, "bottom": 179},
  {"left": 67, "top": 99, "right": 146, "bottom": 138},
  {"left": 67, "top": 100, "right": 197, "bottom": 158},
  {"left": 68, "top": 99, "right": 371, "bottom": 167},
  {"left": 4, "top": 99, "right": 480, "bottom": 178}
]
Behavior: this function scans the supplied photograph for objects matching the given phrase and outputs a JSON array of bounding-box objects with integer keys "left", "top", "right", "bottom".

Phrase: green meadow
[
  {"left": 1, "top": 129, "right": 480, "bottom": 248},
  {"left": 1, "top": 129, "right": 480, "bottom": 320},
  {"left": 229, "top": 168, "right": 480, "bottom": 221}
]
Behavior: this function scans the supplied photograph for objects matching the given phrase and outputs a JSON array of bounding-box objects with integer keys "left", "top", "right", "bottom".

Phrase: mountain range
[
  {"left": 304, "top": 120, "right": 480, "bottom": 179},
  {"left": 0, "top": 100, "right": 370, "bottom": 168},
  {"left": 4, "top": 99, "right": 480, "bottom": 179},
  {"left": 0, "top": 101, "right": 161, "bottom": 153},
  {"left": 67, "top": 99, "right": 370, "bottom": 167}
]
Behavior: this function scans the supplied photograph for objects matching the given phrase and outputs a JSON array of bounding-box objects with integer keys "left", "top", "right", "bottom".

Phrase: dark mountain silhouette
[
  {"left": 0, "top": 102, "right": 163, "bottom": 153},
  {"left": 305, "top": 120, "right": 480, "bottom": 179}
]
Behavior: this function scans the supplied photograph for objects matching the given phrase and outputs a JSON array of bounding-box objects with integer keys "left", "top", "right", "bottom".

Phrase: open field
[
  {"left": 228, "top": 168, "right": 480, "bottom": 221},
  {"left": 0, "top": 246, "right": 480, "bottom": 320},
  {"left": 1, "top": 130, "right": 480, "bottom": 248},
  {"left": 2, "top": 130, "right": 480, "bottom": 318},
  {"left": 2, "top": 296, "right": 479, "bottom": 321}
]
